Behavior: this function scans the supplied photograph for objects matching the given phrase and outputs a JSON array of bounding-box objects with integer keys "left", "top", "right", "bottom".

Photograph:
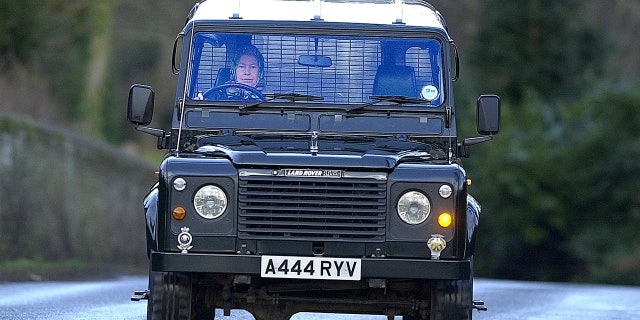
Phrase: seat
[
  {"left": 215, "top": 67, "right": 231, "bottom": 86},
  {"left": 372, "top": 64, "right": 418, "bottom": 98}
]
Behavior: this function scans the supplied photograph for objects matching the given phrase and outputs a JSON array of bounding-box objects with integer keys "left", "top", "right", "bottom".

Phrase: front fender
[
  {"left": 465, "top": 194, "right": 481, "bottom": 258},
  {"left": 143, "top": 183, "right": 160, "bottom": 255}
]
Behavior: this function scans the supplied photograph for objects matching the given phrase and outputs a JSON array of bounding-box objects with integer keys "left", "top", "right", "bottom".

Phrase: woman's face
[{"left": 235, "top": 54, "right": 259, "bottom": 87}]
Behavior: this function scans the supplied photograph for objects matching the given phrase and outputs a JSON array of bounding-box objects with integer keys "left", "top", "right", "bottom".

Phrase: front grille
[{"left": 238, "top": 170, "right": 387, "bottom": 241}]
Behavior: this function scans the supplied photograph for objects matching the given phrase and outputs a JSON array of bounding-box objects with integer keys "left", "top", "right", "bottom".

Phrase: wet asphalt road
[{"left": 1, "top": 276, "right": 640, "bottom": 319}]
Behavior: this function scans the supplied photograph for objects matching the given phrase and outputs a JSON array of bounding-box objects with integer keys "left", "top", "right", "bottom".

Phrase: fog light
[
  {"left": 427, "top": 234, "right": 446, "bottom": 260},
  {"left": 438, "top": 213, "right": 452, "bottom": 228},
  {"left": 172, "top": 206, "right": 186, "bottom": 220}
]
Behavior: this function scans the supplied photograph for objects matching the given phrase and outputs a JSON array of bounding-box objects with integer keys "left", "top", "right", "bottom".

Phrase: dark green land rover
[{"left": 128, "top": 1, "right": 500, "bottom": 319}]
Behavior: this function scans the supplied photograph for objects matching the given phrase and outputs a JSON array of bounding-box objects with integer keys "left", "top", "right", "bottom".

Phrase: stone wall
[{"left": 0, "top": 114, "right": 156, "bottom": 267}]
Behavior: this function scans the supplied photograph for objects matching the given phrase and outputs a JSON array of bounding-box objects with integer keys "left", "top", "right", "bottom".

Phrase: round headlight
[
  {"left": 397, "top": 191, "right": 431, "bottom": 225},
  {"left": 193, "top": 185, "right": 227, "bottom": 219}
]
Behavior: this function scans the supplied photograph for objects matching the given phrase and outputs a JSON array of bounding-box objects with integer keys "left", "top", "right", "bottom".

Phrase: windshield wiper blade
[
  {"left": 194, "top": 144, "right": 233, "bottom": 157},
  {"left": 346, "top": 95, "right": 430, "bottom": 113},
  {"left": 397, "top": 150, "right": 431, "bottom": 159},
  {"left": 240, "top": 92, "right": 324, "bottom": 110},
  {"left": 264, "top": 93, "right": 325, "bottom": 102}
]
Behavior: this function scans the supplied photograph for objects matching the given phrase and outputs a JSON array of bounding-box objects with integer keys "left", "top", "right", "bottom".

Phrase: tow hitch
[
  {"left": 131, "top": 289, "right": 149, "bottom": 301},
  {"left": 473, "top": 299, "right": 487, "bottom": 311}
]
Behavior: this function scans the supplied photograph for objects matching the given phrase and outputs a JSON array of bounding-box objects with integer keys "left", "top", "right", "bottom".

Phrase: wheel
[
  {"left": 202, "top": 82, "right": 265, "bottom": 100},
  {"left": 430, "top": 260, "right": 474, "bottom": 320},
  {"left": 147, "top": 271, "right": 193, "bottom": 320},
  {"left": 429, "top": 279, "right": 473, "bottom": 320}
]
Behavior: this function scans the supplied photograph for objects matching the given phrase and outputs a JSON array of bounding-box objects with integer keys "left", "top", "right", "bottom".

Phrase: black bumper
[{"left": 151, "top": 251, "right": 471, "bottom": 280}]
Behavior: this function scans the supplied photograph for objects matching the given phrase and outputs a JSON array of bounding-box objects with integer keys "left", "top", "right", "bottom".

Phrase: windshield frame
[
  {"left": 170, "top": 20, "right": 456, "bottom": 153},
  {"left": 177, "top": 20, "right": 452, "bottom": 108}
]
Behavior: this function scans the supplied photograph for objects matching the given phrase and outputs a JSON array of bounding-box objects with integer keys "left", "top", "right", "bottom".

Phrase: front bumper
[{"left": 150, "top": 251, "right": 471, "bottom": 280}]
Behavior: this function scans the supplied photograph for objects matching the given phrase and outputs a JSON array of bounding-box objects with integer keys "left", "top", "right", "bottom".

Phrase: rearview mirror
[
  {"left": 127, "top": 84, "right": 155, "bottom": 126},
  {"left": 298, "top": 55, "right": 333, "bottom": 68},
  {"left": 477, "top": 94, "right": 500, "bottom": 135}
]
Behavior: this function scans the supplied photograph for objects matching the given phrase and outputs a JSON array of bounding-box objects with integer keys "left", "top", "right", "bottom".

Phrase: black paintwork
[{"left": 129, "top": 4, "right": 500, "bottom": 317}]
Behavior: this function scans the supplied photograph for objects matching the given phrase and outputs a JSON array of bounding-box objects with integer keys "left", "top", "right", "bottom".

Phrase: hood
[{"left": 193, "top": 143, "right": 436, "bottom": 169}]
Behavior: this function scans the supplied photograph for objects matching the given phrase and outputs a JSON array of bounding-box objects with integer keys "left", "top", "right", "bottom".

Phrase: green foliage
[
  {"left": 564, "top": 88, "right": 640, "bottom": 284},
  {"left": 5, "top": 1, "right": 96, "bottom": 118},
  {"left": 470, "top": 88, "right": 640, "bottom": 284},
  {"left": 469, "top": 91, "right": 577, "bottom": 281},
  {"left": 0, "top": 1, "right": 46, "bottom": 65},
  {"left": 0, "top": 0, "right": 188, "bottom": 142},
  {"left": 100, "top": 76, "right": 131, "bottom": 144},
  {"left": 471, "top": 0, "right": 603, "bottom": 103},
  {"left": 463, "top": 0, "right": 640, "bottom": 285},
  {"left": 50, "top": 3, "right": 97, "bottom": 119}
]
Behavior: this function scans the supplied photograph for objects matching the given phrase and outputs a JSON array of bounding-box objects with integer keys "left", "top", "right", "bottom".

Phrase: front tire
[
  {"left": 430, "top": 259, "right": 474, "bottom": 320},
  {"left": 147, "top": 271, "right": 192, "bottom": 320},
  {"left": 430, "top": 278, "right": 473, "bottom": 320}
]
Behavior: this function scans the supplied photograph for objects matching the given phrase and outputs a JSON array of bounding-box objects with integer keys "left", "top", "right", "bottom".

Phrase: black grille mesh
[{"left": 238, "top": 174, "right": 387, "bottom": 241}]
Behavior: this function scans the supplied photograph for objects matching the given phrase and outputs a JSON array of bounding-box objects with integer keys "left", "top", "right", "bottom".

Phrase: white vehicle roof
[{"left": 189, "top": 0, "right": 447, "bottom": 31}]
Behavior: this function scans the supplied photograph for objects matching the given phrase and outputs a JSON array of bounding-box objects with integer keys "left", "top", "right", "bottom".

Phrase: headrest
[
  {"left": 215, "top": 67, "right": 231, "bottom": 86},
  {"left": 372, "top": 65, "right": 418, "bottom": 98}
]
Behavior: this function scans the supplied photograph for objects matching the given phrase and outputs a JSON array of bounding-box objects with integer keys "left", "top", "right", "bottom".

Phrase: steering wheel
[{"left": 202, "top": 83, "right": 266, "bottom": 101}]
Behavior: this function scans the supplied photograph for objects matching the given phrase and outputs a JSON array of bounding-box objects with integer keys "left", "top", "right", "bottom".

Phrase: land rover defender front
[{"left": 128, "top": 1, "right": 500, "bottom": 319}]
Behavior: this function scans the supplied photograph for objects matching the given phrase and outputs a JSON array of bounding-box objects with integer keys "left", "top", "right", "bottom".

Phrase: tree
[
  {"left": 0, "top": 1, "right": 45, "bottom": 66},
  {"left": 470, "top": 0, "right": 602, "bottom": 104},
  {"left": 462, "top": 0, "right": 639, "bottom": 283},
  {"left": 470, "top": 86, "right": 640, "bottom": 284},
  {"left": 564, "top": 88, "right": 640, "bottom": 284}
]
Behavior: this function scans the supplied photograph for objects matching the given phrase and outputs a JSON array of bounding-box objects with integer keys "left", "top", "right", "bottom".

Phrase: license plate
[{"left": 261, "top": 255, "right": 361, "bottom": 281}]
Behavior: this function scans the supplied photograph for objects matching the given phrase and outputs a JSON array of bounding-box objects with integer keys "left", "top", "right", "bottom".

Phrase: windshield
[{"left": 187, "top": 32, "right": 445, "bottom": 106}]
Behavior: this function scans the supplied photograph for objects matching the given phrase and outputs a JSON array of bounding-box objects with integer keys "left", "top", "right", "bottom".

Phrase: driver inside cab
[
  {"left": 195, "top": 44, "right": 265, "bottom": 100},
  {"left": 223, "top": 45, "right": 265, "bottom": 100},
  {"left": 231, "top": 45, "right": 265, "bottom": 90}
]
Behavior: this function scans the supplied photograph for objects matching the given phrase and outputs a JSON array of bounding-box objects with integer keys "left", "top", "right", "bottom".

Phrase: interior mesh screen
[
  {"left": 190, "top": 33, "right": 442, "bottom": 104},
  {"left": 256, "top": 35, "right": 381, "bottom": 104}
]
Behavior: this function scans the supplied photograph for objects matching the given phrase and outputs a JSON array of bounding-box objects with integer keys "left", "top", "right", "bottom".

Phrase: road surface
[{"left": 1, "top": 276, "right": 639, "bottom": 319}]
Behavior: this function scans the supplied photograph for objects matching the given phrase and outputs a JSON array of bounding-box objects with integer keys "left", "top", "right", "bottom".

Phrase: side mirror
[
  {"left": 459, "top": 94, "right": 501, "bottom": 158},
  {"left": 450, "top": 43, "right": 459, "bottom": 82},
  {"left": 127, "top": 84, "right": 155, "bottom": 126},
  {"left": 477, "top": 94, "right": 500, "bottom": 135}
]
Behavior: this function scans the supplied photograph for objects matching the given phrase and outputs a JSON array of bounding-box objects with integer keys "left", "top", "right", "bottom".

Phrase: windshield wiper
[
  {"left": 396, "top": 150, "right": 431, "bottom": 161},
  {"left": 346, "top": 95, "right": 430, "bottom": 113},
  {"left": 240, "top": 92, "right": 324, "bottom": 111},
  {"left": 264, "top": 93, "right": 325, "bottom": 102}
]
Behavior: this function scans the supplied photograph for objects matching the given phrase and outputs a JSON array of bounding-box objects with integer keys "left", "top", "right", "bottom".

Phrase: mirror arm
[
  {"left": 458, "top": 135, "right": 493, "bottom": 158},
  {"left": 463, "top": 135, "right": 493, "bottom": 146},
  {"left": 136, "top": 125, "right": 165, "bottom": 138}
]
